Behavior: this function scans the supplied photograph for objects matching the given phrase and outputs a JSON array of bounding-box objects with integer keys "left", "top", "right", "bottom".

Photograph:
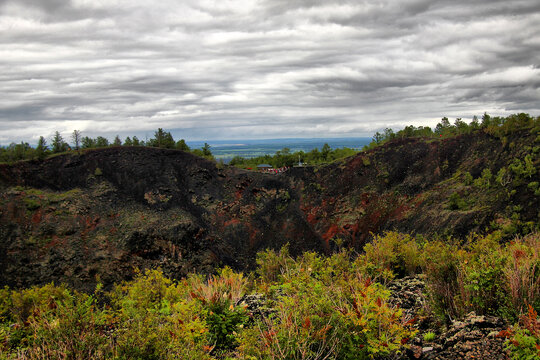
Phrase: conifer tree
[
  {"left": 176, "top": 139, "right": 190, "bottom": 151},
  {"left": 36, "top": 136, "right": 48, "bottom": 159},
  {"left": 51, "top": 131, "right": 67, "bottom": 153}
]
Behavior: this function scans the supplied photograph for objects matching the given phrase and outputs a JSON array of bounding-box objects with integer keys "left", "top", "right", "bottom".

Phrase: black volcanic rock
[
  {"left": 1, "top": 129, "right": 539, "bottom": 290},
  {"left": 0, "top": 147, "right": 325, "bottom": 290}
]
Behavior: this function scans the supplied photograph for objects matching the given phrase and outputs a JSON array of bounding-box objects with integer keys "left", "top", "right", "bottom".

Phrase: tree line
[
  {"left": 229, "top": 144, "right": 358, "bottom": 168},
  {"left": 364, "top": 112, "right": 540, "bottom": 150},
  {"left": 2, "top": 113, "right": 538, "bottom": 165},
  {"left": 0, "top": 128, "right": 213, "bottom": 163}
]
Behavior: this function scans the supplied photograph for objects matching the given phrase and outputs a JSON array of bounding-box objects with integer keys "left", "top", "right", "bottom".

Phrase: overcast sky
[{"left": 1, "top": 0, "right": 539, "bottom": 144}]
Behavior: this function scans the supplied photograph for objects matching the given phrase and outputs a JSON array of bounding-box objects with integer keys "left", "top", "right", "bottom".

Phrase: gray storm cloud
[{"left": 0, "top": 0, "right": 539, "bottom": 143}]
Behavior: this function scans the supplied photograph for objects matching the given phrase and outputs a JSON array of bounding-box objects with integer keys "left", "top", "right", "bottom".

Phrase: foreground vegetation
[{"left": 0, "top": 231, "right": 538, "bottom": 359}]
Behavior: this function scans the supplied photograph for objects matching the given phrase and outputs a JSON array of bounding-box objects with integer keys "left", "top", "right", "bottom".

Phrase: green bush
[
  {"left": 239, "top": 249, "right": 416, "bottom": 360},
  {"left": 360, "top": 232, "right": 422, "bottom": 279},
  {"left": 423, "top": 331, "right": 436, "bottom": 342},
  {"left": 464, "top": 172, "right": 473, "bottom": 185},
  {"left": 503, "top": 234, "right": 540, "bottom": 316},
  {"left": 506, "top": 305, "right": 540, "bottom": 360},
  {"left": 255, "top": 245, "right": 295, "bottom": 286},
  {"left": 448, "top": 192, "right": 468, "bottom": 210},
  {"left": 459, "top": 235, "right": 511, "bottom": 318},
  {"left": 110, "top": 269, "right": 212, "bottom": 360},
  {"left": 0, "top": 286, "right": 11, "bottom": 323},
  {"left": 473, "top": 168, "right": 493, "bottom": 189},
  {"left": 423, "top": 233, "right": 540, "bottom": 323},
  {"left": 528, "top": 181, "right": 540, "bottom": 196},
  {"left": 509, "top": 155, "right": 536, "bottom": 180},
  {"left": 25, "top": 292, "right": 110, "bottom": 359},
  {"left": 189, "top": 267, "right": 248, "bottom": 353},
  {"left": 0, "top": 284, "right": 111, "bottom": 359},
  {"left": 496, "top": 167, "right": 512, "bottom": 188},
  {"left": 1, "top": 231, "right": 537, "bottom": 359},
  {"left": 422, "top": 240, "right": 465, "bottom": 320}
]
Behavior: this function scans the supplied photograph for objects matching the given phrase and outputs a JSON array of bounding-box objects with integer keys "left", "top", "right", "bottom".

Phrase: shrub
[
  {"left": 473, "top": 168, "right": 493, "bottom": 189},
  {"left": 509, "top": 155, "right": 536, "bottom": 180},
  {"left": 255, "top": 245, "right": 295, "bottom": 285},
  {"left": 496, "top": 167, "right": 512, "bottom": 188},
  {"left": 464, "top": 172, "right": 473, "bottom": 185},
  {"left": 459, "top": 234, "right": 511, "bottom": 318},
  {"left": 506, "top": 305, "right": 540, "bottom": 360},
  {"left": 423, "top": 232, "right": 540, "bottom": 323},
  {"left": 238, "top": 250, "right": 416, "bottom": 360},
  {"left": 422, "top": 240, "right": 465, "bottom": 320},
  {"left": 360, "top": 232, "right": 422, "bottom": 280},
  {"left": 189, "top": 267, "right": 248, "bottom": 353},
  {"left": 0, "top": 284, "right": 112, "bottom": 359},
  {"left": 109, "top": 268, "right": 176, "bottom": 312},
  {"left": 3, "top": 231, "right": 537, "bottom": 359},
  {"left": 0, "top": 286, "right": 11, "bottom": 323},
  {"left": 24, "top": 292, "right": 110, "bottom": 359},
  {"left": 448, "top": 192, "right": 467, "bottom": 210},
  {"left": 9, "top": 283, "right": 71, "bottom": 325},
  {"left": 336, "top": 281, "right": 415, "bottom": 359},
  {"left": 504, "top": 234, "right": 540, "bottom": 316},
  {"left": 423, "top": 332, "right": 436, "bottom": 342},
  {"left": 109, "top": 269, "right": 212, "bottom": 360},
  {"left": 527, "top": 182, "right": 540, "bottom": 196}
]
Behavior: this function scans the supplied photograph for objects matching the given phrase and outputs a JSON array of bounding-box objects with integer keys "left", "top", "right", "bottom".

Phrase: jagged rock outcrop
[{"left": 421, "top": 312, "right": 509, "bottom": 360}]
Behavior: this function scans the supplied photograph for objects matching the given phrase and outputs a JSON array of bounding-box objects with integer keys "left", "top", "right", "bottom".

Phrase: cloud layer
[{"left": 1, "top": 0, "right": 539, "bottom": 143}]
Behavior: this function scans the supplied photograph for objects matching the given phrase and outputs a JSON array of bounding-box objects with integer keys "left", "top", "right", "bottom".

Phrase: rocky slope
[
  {"left": 0, "top": 147, "right": 322, "bottom": 291},
  {"left": 0, "top": 129, "right": 538, "bottom": 290},
  {"left": 291, "top": 129, "right": 539, "bottom": 248}
]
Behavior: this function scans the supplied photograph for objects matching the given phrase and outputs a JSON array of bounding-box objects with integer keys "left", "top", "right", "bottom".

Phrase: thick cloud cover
[{"left": 1, "top": 0, "right": 539, "bottom": 143}]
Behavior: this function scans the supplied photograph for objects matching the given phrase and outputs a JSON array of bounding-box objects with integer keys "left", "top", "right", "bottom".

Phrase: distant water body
[{"left": 187, "top": 137, "right": 372, "bottom": 162}]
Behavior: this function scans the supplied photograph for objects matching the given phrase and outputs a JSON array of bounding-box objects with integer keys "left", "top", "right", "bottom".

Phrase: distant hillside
[{"left": 0, "top": 125, "right": 539, "bottom": 290}]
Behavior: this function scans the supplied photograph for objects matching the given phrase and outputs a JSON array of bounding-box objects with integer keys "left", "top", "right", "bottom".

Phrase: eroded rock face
[
  {"left": 421, "top": 312, "right": 509, "bottom": 360},
  {"left": 0, "top": 147, "right": 324, "bottom": 290}
]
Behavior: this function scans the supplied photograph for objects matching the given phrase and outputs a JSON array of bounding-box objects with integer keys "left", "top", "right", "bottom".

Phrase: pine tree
[
  {"left": 36, "top": 136, "right": 48, "bottom": 159},
  {"left": 95, "top": 136, "right": 109, "bottom": 147},
  {"left": 202, "top": 143, "right": 212, "bottom": 157},
  {"left": 149, "top": 128, "right": 175, "bottom": 148},
  {"left": 176, "top": 139, "right": 190, "bottom": 151},
  {"left": 81, "top": 136, "right": 95, "bottom": 149},
  {"left": 51, "top": 131, "right": 67, "bottom": 153}
]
